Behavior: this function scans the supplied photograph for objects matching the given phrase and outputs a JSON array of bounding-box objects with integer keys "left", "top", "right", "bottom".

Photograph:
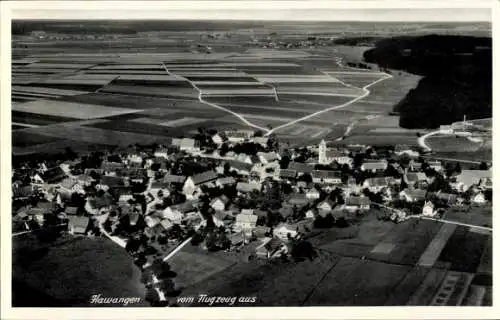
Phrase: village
[{"left": 11, "top": 128, "right": 492, "bottom": 304}]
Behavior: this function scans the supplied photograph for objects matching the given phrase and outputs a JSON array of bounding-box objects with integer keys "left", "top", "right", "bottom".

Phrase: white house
[
  {"left": 182, "top": 171, "right": 218, "bottom": 197},
  {"left": 311, "top": 170, "right": 342, "bottom": 184},
  {"left": 471, "top": 192, "right": 486, "bottom": 205},
  {"left": 211, "top": 133, "right": 224, "bottom": 145},
  {"left": 234, "top": 214, "right": 258, "bottom": 232},
  {"left": 172, "top": 138, "right": 200, "bottom": 152},
  {"left": 317, "top": 199, "right": 335, "bottom": 213},
  {"left": 154, "top": 148, "right": 169, "bottom": 159},
  {"left": 422, "top": 201, "right": 437, "bottom": 216},
  {"left": 210, "top": 196, "right": 229, "bottom": 211},
  {"left": 306, "top": 188, "right": 321, "bottom": 199},
  {"left": 344, "top": 196, "right": 371, "bottom": 212},
  {"left": 161, "top": 206, "right": 184, "bottom": 224},
  {"left": 361, "top": 160, "right": 388, "bottom": 172}
]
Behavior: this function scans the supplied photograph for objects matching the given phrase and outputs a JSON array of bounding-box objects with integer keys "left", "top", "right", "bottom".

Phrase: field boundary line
[
  {"left": 265, "top": 60, "right": 393, "bottom": 136},
  {"left": 162, "top": 63, "right": 271, "bottom": 133}
]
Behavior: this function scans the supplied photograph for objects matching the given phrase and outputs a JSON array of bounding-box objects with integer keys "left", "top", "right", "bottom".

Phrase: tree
[
  {"left": 279, "top": 155, "right": 291, "bottom": 169},
  {"left": 479, "top": 162, "right": 489, "bottom": 170},
  {"left": 291, "top": 240, "right": 316, "bottom": 261}
]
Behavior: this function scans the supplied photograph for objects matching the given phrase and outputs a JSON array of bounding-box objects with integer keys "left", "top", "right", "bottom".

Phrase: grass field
[{"left": 12, "top": 236, "right": 147, "bottom": 307}]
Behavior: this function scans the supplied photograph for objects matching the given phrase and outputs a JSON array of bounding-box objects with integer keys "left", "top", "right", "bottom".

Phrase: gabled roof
[
  {"left": 168, "top": 201, "right": 196, "bottom": 214},
  {"left": 365, "top": 177, "right": 395, "bottom": 187},
  {"left": 228, "top": 160, "right": 253, "bottom": 172},
  {"left": 59, "top": 177, "right": 78, "bottom": 190},
  {"left": 210, "top": 196, "right": 229, "bottom": 207},
  {"left": 288, "top": 193, "right": 310, "bottom": 205},
  {"left": 172, "top": 138, "right": 197, "bottom": 149},
  {"left": 191, "top": 171, "right": 218, "bottom": 185},
  {"left": 100, "top": 175, "right": 125, "bottom": 187},
  {"left": 76, "top": 174, "right": 94, "bottom": 183},
  {"left": 402, "top": 189, "right": 427, "bottom": 201},
  {"left": 216, "top": 176, "right": 236, "bottom": 185},
  {"left": 88, "top": 194, "right": 115, "bottom": 209},
  {"left": 311, "top": 170, "right": 341, "bottom": 179},
  {"left": 432, "top": 192, "right": 458, "bottom": 203},
  {"left": 345, "top": 196, "right": 371, "bottom": 206},
  {"left": 361, "top": 161, "right": 387, "bottom": 170},
  {"left": 406, "top": 172, "right": 427, "bottom": 182},
  {"left": 241, "top": 209, "right": 254, "bottom": 215},
  {"left": 257, "top": 151, "right": 280, "bottom": 162},
  {"left": 65, "top": 206, "right": 79, "bottom": 215},
  {"left": 288, "top": 162, "right": 313, "bottom": 173},
  {"left": 164, "top": 174, "right": 186, "bottom": 184},
  {"left": 236, "top": 214, "right": 258, "bottom": 224},
  {"left": 317, "top": 199, "right": 335, "bottom": 209},
  {"left": 279, "top": 169, "right": 297, "bottom": 179},
  {"left": 236, "top": 182, "right": 261, "bottom": 193},
  {"left": 100, "top": 161, "right": 125, "bottom": 171}
]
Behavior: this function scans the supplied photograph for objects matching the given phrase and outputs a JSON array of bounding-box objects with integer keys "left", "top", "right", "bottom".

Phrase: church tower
[{"left": 318, "top": 139, "right": 328, "bottom": 164}]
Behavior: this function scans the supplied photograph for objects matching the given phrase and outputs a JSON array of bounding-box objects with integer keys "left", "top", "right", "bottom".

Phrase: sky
[{"left": 10, "top": 4, "right": 492, "bottom": 22}]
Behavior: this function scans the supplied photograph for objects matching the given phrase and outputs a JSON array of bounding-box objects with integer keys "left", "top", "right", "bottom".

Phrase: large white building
[{"left": 318, "top": 140, "right": 351, "bottom": 166}]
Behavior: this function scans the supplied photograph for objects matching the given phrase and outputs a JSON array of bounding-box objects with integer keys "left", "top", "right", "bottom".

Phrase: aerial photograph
[{"left": 9, "top": 6, "right": 492, "bottom": 308}]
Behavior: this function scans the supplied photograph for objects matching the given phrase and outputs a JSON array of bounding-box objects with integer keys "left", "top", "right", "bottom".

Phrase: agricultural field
[{"left": 11, "top": 31, "right": 425, "bottom": 157}]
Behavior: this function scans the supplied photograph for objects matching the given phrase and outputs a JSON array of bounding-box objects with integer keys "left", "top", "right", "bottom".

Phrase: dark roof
[
  {"left": 287, "top": 193, "right": 310, "bottom": 205},
  {"left": 13, "top": 185, "right": 33, "bottom": 198},
  {"left": 170, "top": 201, "right": 196, "bottom": 213},
  {"left": 228, "top": 160, "right": 253, "bottom": 172},
  {"left": 345, "top": 197, "right": 371, "bottom": 206},
  {"left": 279, "top": 169, "right": 297, "bottom": 179},
  {"left": 88, "top": 194, "right": 115, "bottom": 209},
  {"left": 65, "top": 206, "right": 79, "bottom": 215},
  {"left": 191, "top": 171, "right": 218, "bottom": 185},
  {"left": 101, "top": 162, "right": 125, "bottom": 171},
  {"left": 311, "top": 170, "right": 341, "bottom": 179},
  {"left": 100, "top": 175, "right": 125, "bottom": 187},
  {"left": 163, "top": 174, "right": 186, "bottom": 184},
  {"left": 216, "top": 176, "right": 236, "bottom": 185},
  {"left": 288, "top": 162, "right": 313, "bottom": 173}
]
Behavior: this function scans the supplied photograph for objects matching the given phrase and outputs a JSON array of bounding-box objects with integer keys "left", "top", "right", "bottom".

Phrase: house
[
  {"left": 228, "top": 160, "right": 253, "bottom": 176},
  {"left": 252, "top": 225, "right": 270, "bottom": 238},
  {"left": 395, "top": 145, "right": 420, "bottom": 158},
  {"left": 145, "top": 215, "right": 162, "bottom": 229},
  {"left": 257, "top": 151, "right": 280, "bottom": 164},
  {"left": 85, "top": 194, "right": 114, "bottom": 215},
  {"left": 344, "top": 196, "right": 371, "bottom": 212},
  {"left": 454, "top": 170, "right": 492, "bottom": 192},
  {"left": 68, "top": 215, "right": 89, "bottom": 235},
  {"left": 255, "top": 237, "right": 286, "bottom": 259},
  {"left": 127, "top": 154, "right": 143, "bottom": 165},
  {"left": 225, "top": 130, "right": 253, "bottom": 143},
  {"left": 59, "top": 178, "right": 85, "bottom": 195},
  {"left": 101, "top": 161, "right": 125, "bottom": 175},
  {"left": 278, "top": 206, "right": 293, "bottom": 220},
  {"left": 154, "top": 148, "right": 170, "bottom": 159},
  {"left": 311, "top": 170, "right": 342, "bottom": 184},
  {"left": 241, "top": 208, "right": 254, "bottom": 215},
  {"left": 236, "top": 182, "right": 261, "bottom": 193},
  {"left": 471, "top": 191, "right": 486, "bottom": 205},
  {"left": 427, "top": 160, "right": 443, "bottom": 172},
  {"left": 306, "top": 187, "right": 321, "bottom": 199},
  {"left": 162, "top": 201, "right": 196, "bottom": 223},
  {"left": 422, "top": 201, "right": 437, "bottom": 216},
  {"left": 150, "top": 181, "right": 170, "bottom": 199},
  {"left": 288, "top": 162, "right": 314, "bottom": 175},
  {"left": 161, "top": 206, "right": 184, "bottom": 224},
  {"left": 76, "top": 174, "right": 94, "bottom": 186},
  {"left": 182, "top": 171, "right": 218, "bottom": 196},
  {"left": 12, "top": 185, "right": 34, "bottom": 199},
  {"left": 361, "top": 160, "right": 388, "bottom": 172},
  {"left": 172, "top": 138, "right": 199, "bottom": 152},
  {"left": 213, "top": 211, "right": 234, "bottom": 227},
  {"left": 363, "top": 177, "right": 397, "bottom": 192},
  {"left": 273, "top": 220, "right": 313, "bottom": 241},
  {"left": 65, "top": 206, "right": 79, "bottom": 216},
  {"left": 210, "top": 196, "right": 230, "bottom": 211},
  {"left": 399, "top": 189, "right": 427, "bottom": 202},
  {"left": 30, "top": 172, "right": 45, "bottom": 185},
  {"left": 228, "top": 231, "right": 246, "bottom": 246},
  {"left": 317, "top": 199, "right": 335, "bottom": 213},
  {"left": 318, "top": 141, "right": 352, "bottom": 165},
  {"left": 159, "top": 219, "right": 174, "bottom": 231},
  {"left": 235, "top": 153, "right": 254, "bottom": 164},
  {"left": 288, "top": 193, "right": 311, "bottom": 206},
  {"left": 234, "top": 213, "right": 258, "bottom": 232},
  {"left": 211, "top": 133, "right": 224, "bottom": 145},
  {"left": 404, "top": 172, "right": 428, "bottom": 185},
  {"left": 164, "top": 174, "right": 186, "bottom": 186},
  {"left": 279, "top": 169, "right": 297, "bottom": 180},
  {"left": 215, "top": 176, "right": 236, "bottom": 187},
  {"left": 100, "top": 175, "right": 126, "bottom": 189},
  {"left": 408, "top": 160, "right": 422, "bottom": 172},
  {"left": 432, "top": 192, "right": 459, "bottom": 205}
]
